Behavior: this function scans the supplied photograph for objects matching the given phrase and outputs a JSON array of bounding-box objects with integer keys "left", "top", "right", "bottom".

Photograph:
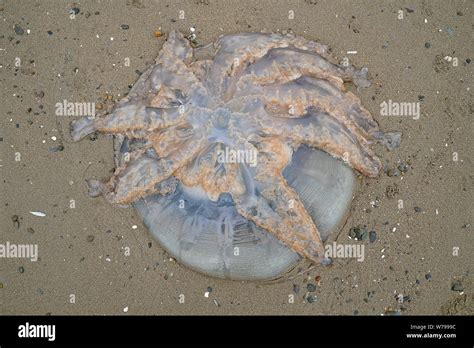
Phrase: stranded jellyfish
[{"left": 71, "top": 31, "right": 400, "bottom": 280}]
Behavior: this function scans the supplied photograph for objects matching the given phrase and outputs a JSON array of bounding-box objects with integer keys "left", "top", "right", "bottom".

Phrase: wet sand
[{"left": 1, "top": 0, "right": 472, "bottom": 315}]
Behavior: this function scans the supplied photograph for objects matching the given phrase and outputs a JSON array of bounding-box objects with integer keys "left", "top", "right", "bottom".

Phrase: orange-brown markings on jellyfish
[
  {"left": 234, "top": 137, "right": 326, "bottom": 263},
  {"left": 71, "top": 31, "right": 396, "bottom": 265}
]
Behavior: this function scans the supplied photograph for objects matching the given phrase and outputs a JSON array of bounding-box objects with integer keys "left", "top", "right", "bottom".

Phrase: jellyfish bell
[{"left": 118, "top": 135, "right": 355, "bottom": 280}]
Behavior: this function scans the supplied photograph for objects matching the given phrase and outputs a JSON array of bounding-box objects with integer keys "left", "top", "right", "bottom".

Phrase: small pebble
[
  {"left": 306, "top": 294, "right": 316, "bottom": 303},
  {"left": 47, "top": 30, "right": 53, "bottom": 36},
  {"left": 451, "top": 281, "right": 464, "bottom": 292},
  {"left": 387, "top": 168, "right": 400, "bottom": 177},
  {"left": 12, "top": 215, "right": 19, "bottom": 228},
  {"left": 123, "top": 306, "right": 129, "bottom": 313},
  {"left": 27, "top": 228, "right": 34, "bottom": 234},
  {"left": 369, "top": 231, "right": 377, "bottom": 243},
  {"left": 349, "top": 226, "right": 368, "bottom": 240},
  {"left": 19, "top": 266, "right": 25, "bottom": 273},
  {"left": 414, "top": 206, "right": 422, "bottom": 213},
  {"left": 398, "top": 163, "right": 408, "bottom": 173},
  {"left": 293, "top": 284, "right": 300, "bottom": 294},
  {"left": 425, "top": 273, "right": 432, "bottom": 281},
  {"left": 86, "top": 235, "right": 94, "bottom": 243},
  {"left": 466, "top": 59, "right": 471, "bottom": 64},
  {"left": 307, "top": 283, "right": 317, "bottom": 292},
  {"left": 49, "top": 145, "right": 64, "bottom": 152},
  {"left": 70, "top": 7, "right": 80, "bottom": 15},
  {"left": 14, "top": 25, "right": 24, "bottom": 35},
  {"left": 120, "top": 24, "right": 129, "bottom": 30},
  {"left": 424, "top": 42, "right": 431, "bottom": 48}
]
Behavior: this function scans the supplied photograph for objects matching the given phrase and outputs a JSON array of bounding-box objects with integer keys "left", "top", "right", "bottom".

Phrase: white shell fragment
[{"left": 29, "top": 211, "right": 47, "bottom": 217}]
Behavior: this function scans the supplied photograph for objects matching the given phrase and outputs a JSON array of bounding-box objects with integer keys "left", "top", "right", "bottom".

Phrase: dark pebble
[
  {"left": 424, "top": 42, "right": 431, "bottom": 48},
  {"left": 148, "top": 242, "right": 152, "bottom": 248},
  {"left": 456, "top": 11, "right": 463, "bottom": 16},
  {"left": 19, "top": 266, "right": 25, "bottom": 273},
  {"left": 360, "top": 230, "right": 369, "bottom": 241},
  {"left": 425, "top": 273, "right": 432, "bottom": 281},
  {"left": 451, "top": 281, "right": 464, "bottom": 292},
  {"left": 405, "top": 7, "right": 414, "bottom": 13},
  {"left": 398, "top": 163, "right": 408, "bottom": 173},
  {"left": 47, "top": 30, "right": 53, "bottom": 36},
  {"left": 120, "top": 24, "right": 130, "bottom": 30},
  {"left": 418, "top": 95, "right": 425, "bottom": 101},
  {"left": 49, "top": 145, "right": 64, "bottom": 152},
  {"left": 86, "top": 235, "right": 94, "bottom": 242},
  {"left": 307, "top": 283, "right": 317, "bottom": 292},
  {"left": 349, "top": 226, "right": 368, "bottom": 240},
  {"left": 36, "top": 90, "right": 45, "bottom": 98},
  {"left": 70, "top": 7, "right": 80, "bottom": 15},
  {"left": 414, "top": 206, "right": 422, "bottom": 213},
  {"left": 306, "top": 295, "right": 315, "bottom": 303},
  {"left": 27, "top": 228, "right": 34, "bottom": 234},
  {"left": 387, "top": 168, "right": 400, "bottom": 177},
  {"left": 14, "top": 25, "right": 24, "bottom": 35},
  {"left": 293, "top": 284, "right": 300, "bottom": 294},
  {"left": 12, "top": 215, "right": 20, "bottom": 228},
  {"left": 369, "top": 231, "right": 377, "bottom": 243},
  {"left": 207, "top": 286, "right": 213, "bottom": 293},
  {"left": 466, "top": 58, "right": 471, "bottom": 64}
]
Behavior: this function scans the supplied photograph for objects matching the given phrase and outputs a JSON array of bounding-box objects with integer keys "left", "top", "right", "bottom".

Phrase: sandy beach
[{"left": 1, "top": 0, "right": 472, "bottom": 315}]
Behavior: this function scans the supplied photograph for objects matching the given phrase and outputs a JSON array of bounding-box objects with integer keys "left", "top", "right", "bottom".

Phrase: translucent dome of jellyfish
[{"left": 71, "top": 31, "right": 401, "bottom": 280}]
